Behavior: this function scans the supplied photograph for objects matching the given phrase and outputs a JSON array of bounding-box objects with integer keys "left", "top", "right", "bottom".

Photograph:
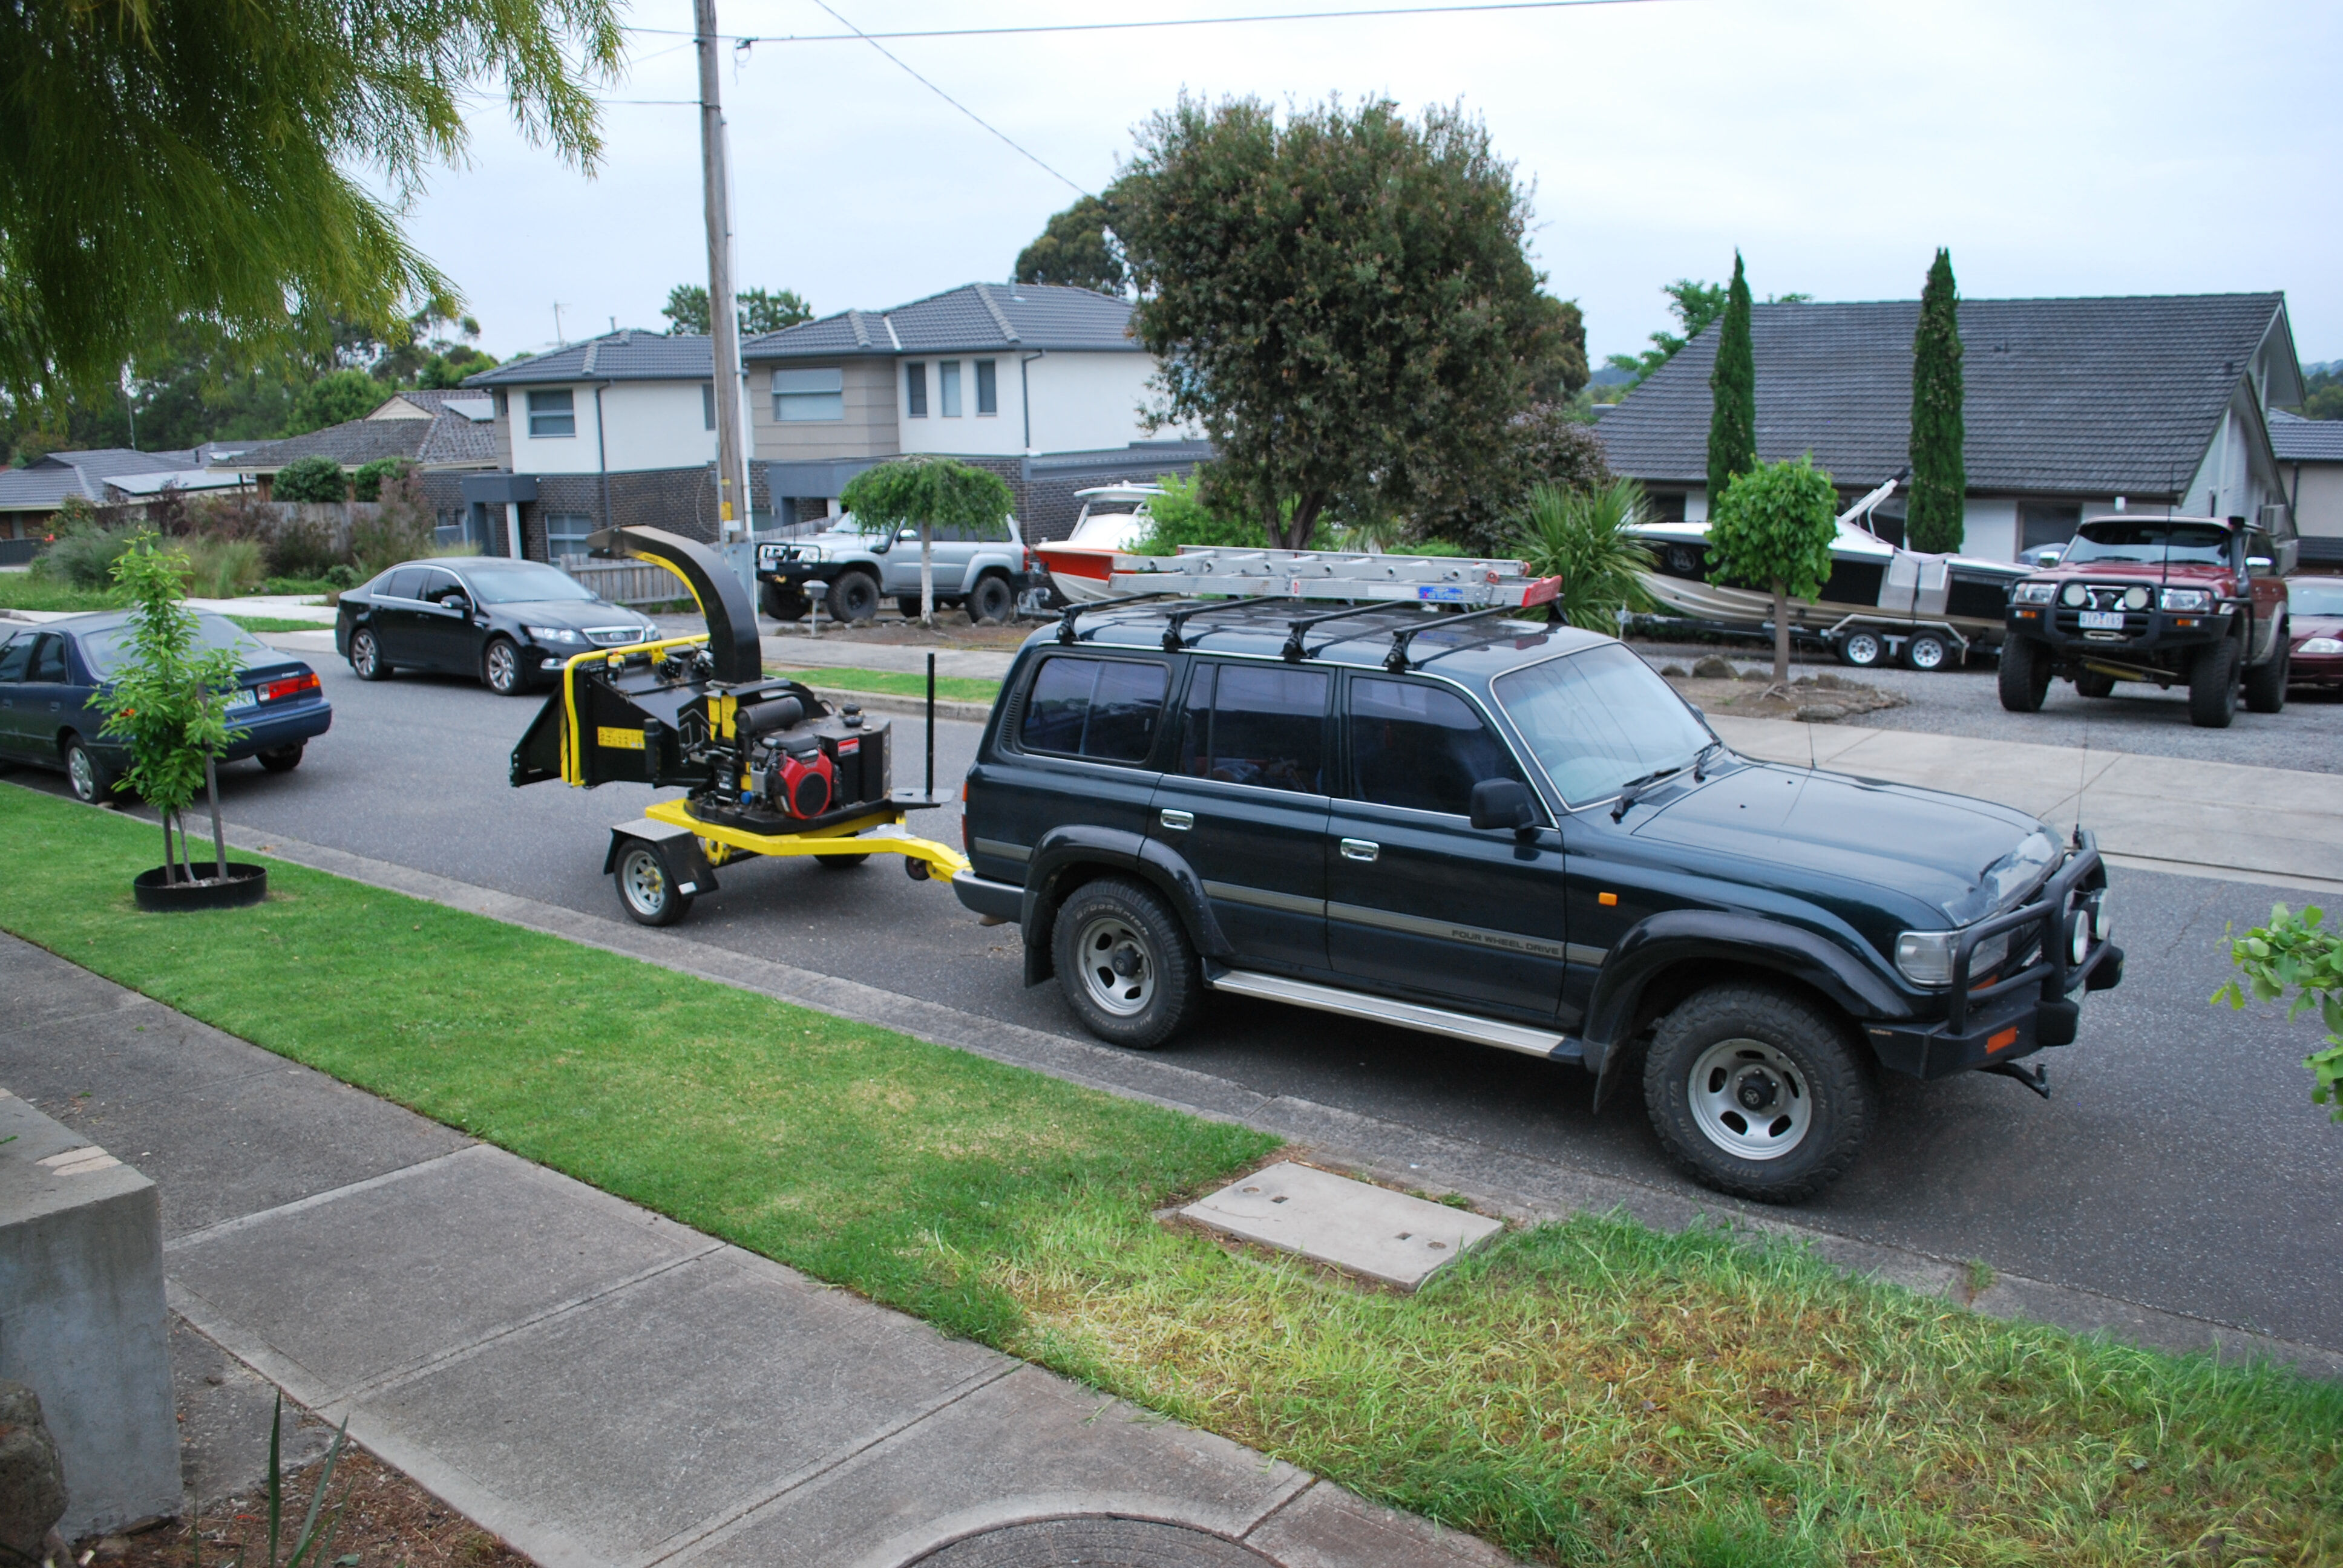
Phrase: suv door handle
[
  {"left": 1159, "top": 809, "right": 1194, "bottom": 831},
  {"left": 1339, "top": 838, "right": 1380, "bottom": 863}
]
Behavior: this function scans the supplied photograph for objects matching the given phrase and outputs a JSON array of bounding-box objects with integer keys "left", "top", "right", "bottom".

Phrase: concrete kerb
[{"left": 94, "top": 797, "right": 2327, "bottom": 1385}]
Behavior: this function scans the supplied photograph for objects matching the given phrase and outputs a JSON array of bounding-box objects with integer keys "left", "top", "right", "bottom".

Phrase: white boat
[
  {"left": 1630, "top": 475, "right": 2030, "bottom": 670},
  {"left": 1033, "top": 485, "right": 1159, "bottom": 604}
]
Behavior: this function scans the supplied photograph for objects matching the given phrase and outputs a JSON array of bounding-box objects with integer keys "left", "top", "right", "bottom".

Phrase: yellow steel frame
[
  {"left": 644, "top": 797, "right": 969, "bottom": 880},
  {"left": 558, "top": 632, "right": 716, "bottom": 786}
]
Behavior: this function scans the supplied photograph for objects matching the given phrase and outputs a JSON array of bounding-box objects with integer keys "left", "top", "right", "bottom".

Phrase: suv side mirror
[{"left": 1469, "top": 777, "right": 1536, "bottom": 834}]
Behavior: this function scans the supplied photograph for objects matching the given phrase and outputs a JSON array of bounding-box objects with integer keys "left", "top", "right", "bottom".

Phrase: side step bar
[{"left": 1207, "top": 968, "right": 1584, "bottom": 1064}]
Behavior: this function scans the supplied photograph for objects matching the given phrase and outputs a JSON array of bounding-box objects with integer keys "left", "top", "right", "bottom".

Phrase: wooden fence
[{"left": 559, "top": 558, "right": 693, "bottom": 606}]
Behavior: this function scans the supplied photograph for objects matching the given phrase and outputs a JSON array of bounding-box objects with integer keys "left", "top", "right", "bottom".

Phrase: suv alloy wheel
[
  {"left": 1643, "top": 984, "right": 1876, "bottom": 1203},
  {"left": 1050, "top": 877, "right": 1202, "bottom": 1049}
]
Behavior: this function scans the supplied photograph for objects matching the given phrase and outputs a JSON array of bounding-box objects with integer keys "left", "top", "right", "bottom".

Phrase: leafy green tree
[
  {"left": 1014, "top": 197, "right": 1129, "bottom": 296},
  {"left": 840, "top": 456, "right": 1014, "bottom": 626},
  {"left": 1907, "top": 248, "right": 1967, "bottom": 554},
  {"left": 1130, "top": 471, "right": 1263, "bottom": 555},
  {"left": 1708, "top": 454, "right": 1837, "bottom": 688},
  {"left": 1510, "top": 479, "right": 1657, "bottom": 632},
  {"left": 661, "top": 285, "right": 812, "bottom": 338},
  {"left": 1414, "top": 402, "right": 1613, "bottom": 555},
  {"left": 1605, "top": 279, "right": 1728, "bottom": 387},
  {"left": 2304, "top": 368, "right": 2343, "bottom": 421},
  {"left": 283, "top": 369, "right": 384, "bottom": 436},
  {"left": 1706, "top": 253, "right": 1757, "bottom": 509},
  {"left": 99, "top": 536, "right": 249, "bottom": 883},
  {"left": 2214, "top": 904, "right": 2343, "bottom": 1120},
  {"left": 0, "top": 0, "right": 621, "bottom": 414},
  {"left": 1108, "top": 94, "right": 1555, "bottom": 550},
  {"left": 274, "top": 454, "right": 349, "bottom": 503},
  {"left": 352, "top": 457, "right": 411, "bottom": 501}
]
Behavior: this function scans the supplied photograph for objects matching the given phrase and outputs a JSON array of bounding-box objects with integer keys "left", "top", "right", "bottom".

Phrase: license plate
[
  {"left": 758, "top": 544, "right": 784, "bottom": 565},
  {"left": 225, "top": 688, "right": 258, "bottom": 711},
  {"left": 2079, "top": 610, "right": 2125, "bottom": 630}
]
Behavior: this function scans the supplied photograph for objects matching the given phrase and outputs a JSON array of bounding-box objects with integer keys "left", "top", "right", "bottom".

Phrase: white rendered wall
[
  {"left": 600, "top": 382, "right": 717, "bottom": 472},
  {"left": 506, "top": 382, "right": 598, "bottom": 475},
  {"left": 1027, "top": 352, "right": 1182, "bottom": 453},
  {"left": 2293, "top": 465, "right": 2343, "bottom": 538},
  {"left": 1959, "top": 498, "right": 2018, "bottom": 561}
]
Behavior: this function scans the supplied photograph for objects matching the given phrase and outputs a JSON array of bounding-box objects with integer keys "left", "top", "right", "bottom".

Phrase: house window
[
  {"left": 905, "top": 362, "right": 928, "bottom": 418},
  {"left": 975, "top": 358, "right": 997, "bottom": 416},
  {"left": 939, "top": 360, "right": 962, "bottom": 417},
  {"left": 543, "top": 512, "right": 595, "bottom": 562},
  {"left": 703, "top": 383, "right": 716, "bottom": 431},
  {"left": 527, "top": 389, "right": 575, "bottom": 438},
  {"left": 773, "top": 367, "right": 844, "bottom": 422}
]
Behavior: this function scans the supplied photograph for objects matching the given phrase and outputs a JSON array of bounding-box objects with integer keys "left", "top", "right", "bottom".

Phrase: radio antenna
[
  {"left": 1807, "top": 710, "right": 1817, "bottom": 771},
  {"left": 2074, "top": 717, "right": 2089, "bottom": 846}
]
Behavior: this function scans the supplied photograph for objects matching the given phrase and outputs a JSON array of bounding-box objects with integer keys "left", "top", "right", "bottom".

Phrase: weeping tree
[
  {"left": 841, "top": 457, "right": 1015, "bottom": 627},
  {"left": 1706, "top": 252, "right": 1757, "bottom": 509},
  {"left": 1907, "top": 248, "right": 1968, "bottom": 554},
  {"left": 0, "top": 0, "right": 623, "bottom": 412},
  {"left": 100, "top": 535, "right": 249, "bottom": 884},
  {"left": 1509, "top": 478, "right": 1658, "bottom": 632},
  {"left": 1707, "top": 455, "right": 1839, "bottom": 689}
]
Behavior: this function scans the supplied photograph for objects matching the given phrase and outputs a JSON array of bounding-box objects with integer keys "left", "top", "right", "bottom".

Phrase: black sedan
[
  {"left": 334, "top": 558, "right": 661, "bottom": 696},
  {"left": 0, "top": 611, "right": 332, "bottom": 802}
]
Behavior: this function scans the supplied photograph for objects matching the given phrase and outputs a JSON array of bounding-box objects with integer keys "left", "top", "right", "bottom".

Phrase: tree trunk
[
  {"left": 1279, "top": 492, "right": 1326, "bottom": 552},
  {"left": 1771, "top": 577, "right": 1791, "bottom": 689},
  {"left": 161, "top": 814, "right": 177, "bottom": 884},
  {"left": 919, "top": 524, "right": 935, "bottom": 627},
  {"left": 206, "top": 753, "right": 226, "bottom": 881}
]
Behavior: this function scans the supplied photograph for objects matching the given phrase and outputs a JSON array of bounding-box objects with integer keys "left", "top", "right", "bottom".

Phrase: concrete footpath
[{"left": 1, "top": 935, "right": 1502, "bottom": 1568}]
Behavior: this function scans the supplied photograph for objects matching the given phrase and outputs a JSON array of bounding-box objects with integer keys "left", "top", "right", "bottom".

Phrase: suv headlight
[
  {"left": 525, "top": 625, "right": 582, "bottom": 645},
  {"left": 2011, "top": 581, "right": 2056, "bottom": 605},
  {"left": 2160, "top": 587, "right": 2214, "bottom": 612},
  {"left": 1895, "top": 927, "right": 2013, "bottom": 988}
]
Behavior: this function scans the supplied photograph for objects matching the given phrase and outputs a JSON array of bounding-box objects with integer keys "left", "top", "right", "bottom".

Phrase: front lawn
[
  {"left": 0, "top": 574, "right": 117, "bottom": 612},
  {"left": 2, "top": 785, "right": 2335, "bottom": 1566},
  {"left": 767, "top": 664, "right": 1003, "bottom": 704}
]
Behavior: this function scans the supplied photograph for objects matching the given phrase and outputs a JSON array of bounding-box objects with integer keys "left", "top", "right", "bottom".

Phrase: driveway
[{"left": 9, "top": 652, "right": 2340, "bottom": 1361}]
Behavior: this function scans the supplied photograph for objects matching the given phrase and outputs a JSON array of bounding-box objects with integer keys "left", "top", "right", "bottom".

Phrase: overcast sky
[{"left": 403, "top": 0, "right": 2339, "bottom": 373}]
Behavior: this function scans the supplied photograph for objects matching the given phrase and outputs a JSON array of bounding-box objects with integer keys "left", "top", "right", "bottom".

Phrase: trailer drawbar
[{"left": 510, "top": 523, "right": 968, "bottom": 927}]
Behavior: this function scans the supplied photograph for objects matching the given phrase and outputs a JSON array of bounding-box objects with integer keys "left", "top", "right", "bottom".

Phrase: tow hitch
[{"left": 1984, "top": 1059, "right": 2050, "bottom": 1099}]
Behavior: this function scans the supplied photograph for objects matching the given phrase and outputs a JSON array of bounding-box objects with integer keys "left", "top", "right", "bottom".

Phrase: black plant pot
[{"left": 132, "top": 862, "right": 268, "bottom": 912}]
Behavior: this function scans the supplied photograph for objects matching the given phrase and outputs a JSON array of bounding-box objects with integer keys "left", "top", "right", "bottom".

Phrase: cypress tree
[
  {"left": 1907, "top": 248, "right": 1967, "bottom": 553},
  {"left": 1706, "top": 251, "right": 1756, "bottom": 509}
]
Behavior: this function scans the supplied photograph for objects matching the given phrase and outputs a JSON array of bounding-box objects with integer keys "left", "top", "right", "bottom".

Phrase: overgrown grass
[
  {"left": 0, "top": 574, "right": 119, "bottom": 612},
  {"left": 767, "top": 665, "right": 1003, "bottom": 704},
  {"left": 2, "top": 785, "right": 2336, "bottom": 1566}
]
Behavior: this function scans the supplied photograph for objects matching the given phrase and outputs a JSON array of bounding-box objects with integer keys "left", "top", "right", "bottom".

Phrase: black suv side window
[
  {"left": 1019, "top": 656, "right": 1169, "bottom": 763},
  {"left": 1178, "top": 663, "right": 1331, "bottom": 793},
  {"left": 1346, "top": 676, "right": 1523, "bottom": 815}
]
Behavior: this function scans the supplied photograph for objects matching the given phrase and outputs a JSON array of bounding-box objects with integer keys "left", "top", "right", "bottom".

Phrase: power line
[
  {"left": 629, "top": 0, "right": 1678, "bottom": 45},
  {"left": 796, "top": 0, "right": 1091, "bottom": 196}
]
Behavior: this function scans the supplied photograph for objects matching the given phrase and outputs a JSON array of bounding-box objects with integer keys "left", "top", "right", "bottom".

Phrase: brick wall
[{"left": 505, "top": 465, "right": 776, "bottom": 560}]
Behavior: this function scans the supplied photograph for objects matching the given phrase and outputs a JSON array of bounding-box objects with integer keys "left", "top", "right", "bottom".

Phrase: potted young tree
[{"left": 100, "top": 534, "right": 268, "bottom": 910}]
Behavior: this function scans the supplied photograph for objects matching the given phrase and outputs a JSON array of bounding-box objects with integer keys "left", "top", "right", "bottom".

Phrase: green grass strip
[
  {"left": 767, "top": 665, "right": 1003, "bottom": 704},
  {"left": 228, "top": 615, "right": 333, "bottom": 635},
  {"left": 3, "top": 784, "right": 2338, "bottom": 1566},
  {"left": 0, "top": 577, "right": 117, "bottom": 612}
]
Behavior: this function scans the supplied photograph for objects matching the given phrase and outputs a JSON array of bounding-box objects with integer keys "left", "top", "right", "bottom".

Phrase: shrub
[
  {"left": 180, "top": 537, "right": 266, "bottom": 598},
  {"left": 352, "top": 456, "right": 411, "bottom": 502},
  {"left": 348, "top": 471, "right": 435, "bottom": 577},
  {"left": 274, "top": 455, "right": 349, "bottom": 503},
  {"left": 1132, "top": 471, "right": 1269, "bottom": 554},
  {"left": 265, "top": 514, "right": 345, "bottom": 581},
  {"left": 1509, "top": 478, "right": 1658, "bottom": 632},
  {"left": 33, "top": 520, "right": 142, "bottom": 589},
  {"left": 1412, "top": 403, "right": 1614, "bottom": 557},
  {"left": 186, "top": 490, "right": 275, "bottom": 542}
]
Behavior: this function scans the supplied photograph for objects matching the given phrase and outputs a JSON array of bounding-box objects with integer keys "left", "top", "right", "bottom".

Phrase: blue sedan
[{"left": 0, "top": 611, "right": 333, "bottom": 802}]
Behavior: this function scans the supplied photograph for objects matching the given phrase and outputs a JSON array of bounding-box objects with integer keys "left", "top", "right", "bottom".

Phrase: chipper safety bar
[{"left": 510, "top": 524, "right": 966, "bottom": 926}]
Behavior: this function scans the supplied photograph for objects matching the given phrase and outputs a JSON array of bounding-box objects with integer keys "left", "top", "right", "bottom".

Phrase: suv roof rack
[{"left": 1055, "top": 591, "right": 1184, "bottom": 644}]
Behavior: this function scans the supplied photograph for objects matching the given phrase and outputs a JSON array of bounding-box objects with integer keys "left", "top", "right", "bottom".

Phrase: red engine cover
[{"left": 775, "top": 751, "right": 833, "bottom": 817}]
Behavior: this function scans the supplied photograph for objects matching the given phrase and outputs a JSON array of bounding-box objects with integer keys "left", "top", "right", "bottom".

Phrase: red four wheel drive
[{"left": 2000, "top": 512, "right": 2297, "bottom": 728}]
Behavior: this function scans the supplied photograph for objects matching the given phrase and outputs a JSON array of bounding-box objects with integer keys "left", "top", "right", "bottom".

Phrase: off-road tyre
[
  {"left": 2073, "top": 670, "right": 2115, "bottom": 699},
  {"left": 1997, "top": 635, "right": 2048, "bottom": 712},
  {"left": 896, "top": 596, "right": 923, "bottom": 620},
  {"left": 967, "top": 572, "right": 1015, "bottom": 625},
  {"left": 831, "top": 570, "right": 882, "bottom": 624},
  {"left": 1836, "top": 630, "right": 1884, "bottom": 668},
  {"left": 1904, "top": 631, "right": 1951, "bottom": 672},
  {"left": 2189, "top": 637, "right": 2240, "bottom": 728},
  {"left": 1051, "top": 876, "right": 1202, "bottom": 1050},
  {"left": 349, "top": 626, "right": 392, "bottom": 681},
  {"left": 1643, "top": 983, "right": 1875, "bottom": 1204},
  {"left": 761, "top": 581, "right": 808, "bottom": 622},
  {"left": 2244, "top": 637, "right": 2288, "bottom": 715},
  {"left": 483, "top": 635, "right": 528, "bottom": 696},
  {"left": 613, "top": 842, "right": 693, "bottom": 927},
  {"left": 257, "top": 743, "right": 304, "bottom": 774},
  {"left": 62, "top": 736, "right": 119, "bottom": 804}
]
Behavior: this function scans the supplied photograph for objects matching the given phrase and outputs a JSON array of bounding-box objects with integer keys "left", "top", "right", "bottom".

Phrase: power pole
[{"left": 695, "top": 0, "right": 750, "bottom": 542}]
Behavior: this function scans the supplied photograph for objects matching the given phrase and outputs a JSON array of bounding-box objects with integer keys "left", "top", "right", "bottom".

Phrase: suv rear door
[
  {"left": 1149, "top": 661, "right": 1333, "bottom": 975},
  {"left": 1326, "top": 673, "right": 1570, "bottom": 1018},
  {"left": 986, "top": 650, "right": 1172, "bottom": 870}
]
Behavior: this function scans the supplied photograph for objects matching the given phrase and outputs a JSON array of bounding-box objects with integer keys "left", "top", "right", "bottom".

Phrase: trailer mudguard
[{"left": 603, "top": 817, "right": 718, "bottom": 895}]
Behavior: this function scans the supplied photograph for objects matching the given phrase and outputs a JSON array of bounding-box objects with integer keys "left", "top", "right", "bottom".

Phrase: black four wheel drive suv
[{"left": 953, "top": 598, "right": 2125, "bottom": 1202}]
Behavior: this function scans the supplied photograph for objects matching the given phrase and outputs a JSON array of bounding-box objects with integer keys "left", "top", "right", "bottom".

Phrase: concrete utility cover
[{"left": 1179, "top": 1162, "right": 1502, "bottom": 1289}]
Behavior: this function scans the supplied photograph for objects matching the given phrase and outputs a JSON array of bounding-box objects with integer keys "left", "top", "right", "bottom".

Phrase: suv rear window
[
  {"left": 1347, "top": 678, "right": 1522, "bottom": 815},
  {"left": 1178, "top": 664, "right": 1330, "bottom": 793},
  {"left": 1019, "top": 656, "right": 1168, "bottom": 762}
]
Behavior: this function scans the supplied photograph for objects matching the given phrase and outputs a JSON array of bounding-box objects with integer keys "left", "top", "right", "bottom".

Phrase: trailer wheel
[
  {"left": 1836, "top": 630, "right": 1884, "bottom": 668},
  {"left": 614, "top": 842, "right": 693, "bottom": 926},
  {"left": 1904, "top": 631, "right": 1951, "bottom": 671}
]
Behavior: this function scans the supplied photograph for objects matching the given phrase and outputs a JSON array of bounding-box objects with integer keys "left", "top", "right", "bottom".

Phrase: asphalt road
[{"left": 12, "top": 650, "right": 2341, "bottom": 1357}]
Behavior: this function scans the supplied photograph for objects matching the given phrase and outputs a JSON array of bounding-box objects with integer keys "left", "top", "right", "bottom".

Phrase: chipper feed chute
[{"left": 508, "top": 524, "right": 966, "bottom": 926}]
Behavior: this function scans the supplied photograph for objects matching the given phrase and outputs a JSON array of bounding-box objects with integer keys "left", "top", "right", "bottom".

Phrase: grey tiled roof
[
  {"left": 1595, "top": 293, "right": 2289, "bottom": 497},
  {"left": 2271, "top": 409, "right": 2343, "bottom": 463},
  {"left": 746, "top": 283, "right": 1138, "bottom": 359},
  {"left": 465, "top": 330, "right": 713, "bottom": 387},
  {"left": 375, "top": 388, "right": 494, "bottom": 419},
  {"left": 215, "top": 408, "right": 497, "bottom": 472},
  {"left": 0, "top": 447, "right": 203, "bottom": 512}
]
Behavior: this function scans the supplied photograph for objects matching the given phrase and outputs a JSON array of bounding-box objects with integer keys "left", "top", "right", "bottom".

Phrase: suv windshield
[
  {"left": 1492, "top": 644, "right": 1712, "bottom": 804},
  {"left": 2060, "top": 521, "right": 2231, "bottom": 567},
  {"left": 460, "top": 563, "right": 600, "bottom": 604},
  {"left": 2289, "top": 580, "right": 2343, "bottom": 616}
]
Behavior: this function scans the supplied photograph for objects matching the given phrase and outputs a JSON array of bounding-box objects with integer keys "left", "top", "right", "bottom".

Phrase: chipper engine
[{"left": 510, "top": 524, "right": 967, "bottom": 926}]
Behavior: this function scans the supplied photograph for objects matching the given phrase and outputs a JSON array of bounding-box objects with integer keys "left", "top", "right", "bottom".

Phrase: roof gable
[
  {"left": 1595, "top": 293, "right": 2289, "bottom": 497},
  {"left": 745, "top": 283, "right": 1136, "bottom": 360},
  {"left": 465, "top": 330, "right": 713, "bottom": 387}
]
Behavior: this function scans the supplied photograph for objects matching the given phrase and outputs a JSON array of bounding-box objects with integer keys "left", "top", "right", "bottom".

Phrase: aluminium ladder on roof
[{"left": 1106, "top": 546, "right": 1563, "bottom": 608}]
